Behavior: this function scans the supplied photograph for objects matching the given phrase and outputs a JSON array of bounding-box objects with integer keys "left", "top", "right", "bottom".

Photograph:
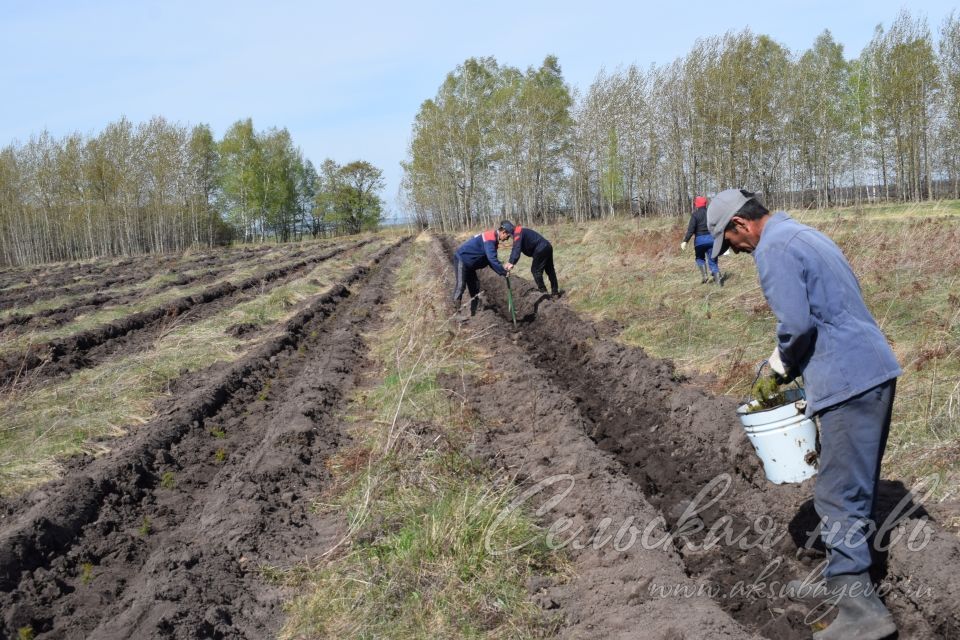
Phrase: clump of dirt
[{"left": 225, "top": 322, "right": 260, "bottom": 337}]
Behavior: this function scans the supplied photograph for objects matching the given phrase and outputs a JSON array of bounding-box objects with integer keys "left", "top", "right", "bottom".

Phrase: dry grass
[
  {"left": 540, "top": 200, "right": 960, "bottom": 497},
  {"left": 0, "top": 238, "right": 392, "bottom": 495},
  {"left": 278, "top": 234, "right": 565, "bottom": 639},
  {"left": 0, "top": 249, "right": 299, "bottom": 354}
]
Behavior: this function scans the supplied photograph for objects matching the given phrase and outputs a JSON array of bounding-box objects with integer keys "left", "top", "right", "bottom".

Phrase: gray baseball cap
[{"left": 707, "top": 188, "right": 754, "bottom": 259}]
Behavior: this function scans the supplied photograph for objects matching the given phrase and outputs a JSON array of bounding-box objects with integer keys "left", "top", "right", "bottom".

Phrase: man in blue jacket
[
  {"left": 499, "top": 220, "right": 561, "bottom": 297},
  {"left": 707, "top": 188, "right": 901, "bottom": 640},
  {"left": 452, "top": 228, "right": 509, "bottom": 319}
]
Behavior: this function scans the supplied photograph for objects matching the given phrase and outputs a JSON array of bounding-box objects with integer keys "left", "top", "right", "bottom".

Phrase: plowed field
[{"left": 1, "top": 231, "right": 957, "bottom": 639}]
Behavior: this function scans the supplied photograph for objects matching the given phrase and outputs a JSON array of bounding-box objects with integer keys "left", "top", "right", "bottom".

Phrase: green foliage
[
  {"left": 401, "top": 9, "right": 955, "bottom": 227},
  {"left": 80, "top": 561, "right": 95, "bottom": 584},
  {"left": 404, "top": 55, "right": 573, "bottom": 229},
  {"left": 315, "top": 160, "right": 385, "bottom": 235},
  {"left": 17, "top": 626, "right": 34, "bottom": 640},
  {"left": 600, "top": 126, "right": 624, "bottom": 212},
  {"left": 139, "top": 516, "right": 152, "bottom": 536},
  {"left": 748, "top": 376, "right": 789, "bottom": 412},
  {"left": 160, "top": 471, "right": 176, "bottom": 489},
  {"left": 0, "top": 112, "right": 388, "bottom": 265}
]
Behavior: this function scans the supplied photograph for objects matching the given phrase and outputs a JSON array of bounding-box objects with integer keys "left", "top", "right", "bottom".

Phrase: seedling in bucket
[
  {"left": 748, "top": 374, "right": 790, "bottom": 413},
  {"left": 737, "top": 362, "right": 819, "bottom": 484}
]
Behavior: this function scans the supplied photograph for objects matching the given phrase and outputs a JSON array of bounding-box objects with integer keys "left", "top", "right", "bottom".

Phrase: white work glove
[
  {"left": 723, "top": 248, "right": 732, "bottom": 256},
  {"left": 768, "top": 346, "right": 787, "bottom": 377},
  {"left": 680, "top": 241, "right": 687, "bottom": 251}
]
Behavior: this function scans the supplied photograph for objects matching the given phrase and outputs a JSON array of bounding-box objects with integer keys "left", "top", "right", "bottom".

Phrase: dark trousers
[
  {"left": 815, "top": 378, "right": 896, "bottom": 577},
  {"left": 531, "top": 246, "right": 558, "bottom": 293},
  {"left": 452, "top": 258, "right": 480, "bottom": 314}
]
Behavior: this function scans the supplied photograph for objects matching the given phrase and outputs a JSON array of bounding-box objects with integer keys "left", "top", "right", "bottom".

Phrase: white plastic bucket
[{"left": 737, "top": 388, "right": 818, "bottom": 484}]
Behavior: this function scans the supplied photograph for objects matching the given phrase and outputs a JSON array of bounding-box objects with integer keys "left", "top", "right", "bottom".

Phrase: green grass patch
[
  {"left": 278, "top": 235, "right": 564, "bottom": 639},
  {"left": 159, "top": 470, "right": 176, "bottom": 489},
  {"left": 79, "top": 561, "right": 95, "bottom": 585}
]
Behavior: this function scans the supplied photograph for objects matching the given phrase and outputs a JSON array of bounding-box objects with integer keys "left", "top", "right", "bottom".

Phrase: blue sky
[{"left": 2, "top": 1, "right": 955, "bottom": 218}]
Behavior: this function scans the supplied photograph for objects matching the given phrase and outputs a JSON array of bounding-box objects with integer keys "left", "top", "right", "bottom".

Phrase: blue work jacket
[
  {"left": 455, "top": 230, "right": 508, "bottom": 276},
  {"left": 754, "top": 212, "right": 902, "bottom": 416},
  {"left": 507, "top": 226, "right": 551, "bottom": 265}
]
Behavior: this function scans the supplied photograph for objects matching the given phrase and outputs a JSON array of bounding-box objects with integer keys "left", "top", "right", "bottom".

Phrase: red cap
[{"left": 694, "top": 196, "right": 707, "bottom": 208}]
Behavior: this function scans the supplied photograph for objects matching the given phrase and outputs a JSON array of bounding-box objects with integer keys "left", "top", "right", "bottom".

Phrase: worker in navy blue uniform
[
  {"left": 452, "top": 228, "right": 508, "bottom": 318},
  {"left": 499, "top": 220, "right": 561, "bottom": 297},
  {"left": 708, "top": 188, "right": 901, "bottom": 640},
  {"left": 681, "top": 196, "right": 722, "bottom": 285}
]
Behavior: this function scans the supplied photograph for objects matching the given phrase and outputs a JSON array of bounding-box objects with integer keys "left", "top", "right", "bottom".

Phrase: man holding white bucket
[{"left": 707, "top": 189, "right": 902, "bottom": 640}]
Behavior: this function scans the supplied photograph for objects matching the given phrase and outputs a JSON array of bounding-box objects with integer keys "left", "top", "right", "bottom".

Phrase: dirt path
[
  {"left": 0, "top": 240, "right": 407, "bottom": 639},
  {"left": 439, "top": 236, "right": 960, "bottom": 639},
  {"left": 0, "top": 239, "right": 374, "bottom": 389}
]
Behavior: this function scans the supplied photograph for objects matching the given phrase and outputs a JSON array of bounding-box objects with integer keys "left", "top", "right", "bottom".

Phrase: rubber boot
[
  {"left": 469, "top": 296, "right": 480, "bottom": 317},
  {"left": 713, "top": 271, "right": 723, "bottom": 287},
  {"left": 812, "top": 573, "right": 896, "bottom": 640},
  {"left": 698, "top": 264, "right": 708, "bottom": 283}
]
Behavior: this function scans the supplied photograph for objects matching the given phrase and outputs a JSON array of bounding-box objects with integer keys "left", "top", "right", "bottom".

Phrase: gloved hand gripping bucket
[{"left": 737, "top": 387, "right": 818, "bottom": 484}]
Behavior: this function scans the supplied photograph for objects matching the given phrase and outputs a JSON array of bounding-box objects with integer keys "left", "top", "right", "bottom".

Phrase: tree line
[
  {"left": 0, "top": 117, "right": 384, "bottom": 265},
  {"left": 404, "top": 10, "right": 960, "bottom": 230}
]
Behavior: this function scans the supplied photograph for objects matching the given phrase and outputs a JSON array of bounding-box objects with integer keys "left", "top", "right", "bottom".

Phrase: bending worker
[
  {"left": 681, "top": 195, "right": 721, "bottom": 285},
  {"left": 707, "top": 188, "right": 901, "bottom": 640},
  {"left": 452, "top": 227, "right": 508, "bottom": 319},
  {"left": 499, "top": 220, "right": 561, "bottom": 297}
]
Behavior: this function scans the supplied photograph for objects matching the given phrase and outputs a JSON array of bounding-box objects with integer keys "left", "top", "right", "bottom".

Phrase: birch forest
[
  {"left": 0, "top": 118, "right": 384, "bottom": 265},
  {"left": 404, "top": 11, "right": 960, "bottom": 229}
]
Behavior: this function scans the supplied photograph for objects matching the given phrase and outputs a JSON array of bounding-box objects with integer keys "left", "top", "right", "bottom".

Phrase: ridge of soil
[
  {"left": 0, "top": 239, "right": 373, "bottom": 389},
  {"left": 0, "top": 247, "right": 312, "bottom": 335},
  {"left": 440, "top": 235, "right": 960, "bottom": 639},
  {"left": 431, "top": 237, "right": 757, "bottom": 639},
  {"left": 0, "top": 245, "right": 282, "bottom": 310},
  {"left": 0, "top": 239, "right": 408, "bottom": 639}
]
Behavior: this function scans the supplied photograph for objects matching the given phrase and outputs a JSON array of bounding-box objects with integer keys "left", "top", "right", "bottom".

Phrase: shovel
[{"left": 505, "top": 273, "right": 517, "bottom": 327}]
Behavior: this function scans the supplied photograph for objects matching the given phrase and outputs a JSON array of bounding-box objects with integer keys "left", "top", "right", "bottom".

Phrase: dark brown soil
[
  {"left": 0, "top": 247, "right": 309, "bottom": 335},
  {"left": 0, "top": 240, "right": 407, "bottom": 639},
  {"left": 0, "top": 240, "right": 373, "bottom": 389},
  {"left": 438, "top": 235, "right": 960, "bottom": 640},
  {"left": 0, "top": 245, "right": 289, "bottom": 313},
  {"left": 2, "top": 233, "right": 955, "bottom": 640}
]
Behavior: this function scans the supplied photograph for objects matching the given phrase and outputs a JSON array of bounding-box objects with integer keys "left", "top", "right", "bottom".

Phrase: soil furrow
[
  {"left": 0, "top": 239, "right": 407, "bottom": 639},
  {"left": 0, "top": 240, "right": 374, "bottom": 389},
  {"left": 0, "top": 247, "right": 311, "bottom": 335},
  {"left": 0, "top": 245, "right": 299, "bottom": 314},
  {"left": 432, "top": 236, "right": 757, "bottom": 639},
  {"left": 443, "top": 235, "right": 960, "bottom": 639},
  {"left": 0, "top": 245, "right": 295, "bottom": 299}
]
